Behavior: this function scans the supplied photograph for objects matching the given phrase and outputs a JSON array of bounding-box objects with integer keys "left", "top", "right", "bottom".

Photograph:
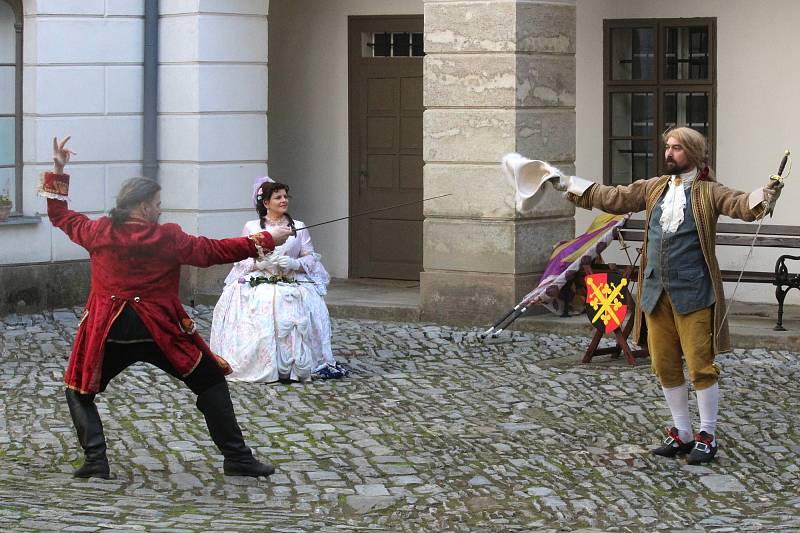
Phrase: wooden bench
[
  {"left": 577, "top": 220, "right": 800, "bottom": 364},
  {"left": 611, "top": 219, "right": 800, "bottom": 330}
]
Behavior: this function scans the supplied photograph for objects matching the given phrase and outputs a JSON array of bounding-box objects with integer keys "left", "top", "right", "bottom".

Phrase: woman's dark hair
[
  {"left": 109, "top": 177, "right": 161, "bottom": 225},
  {"left": 256, "top": 181, "right": 295, "bottom": 230}
]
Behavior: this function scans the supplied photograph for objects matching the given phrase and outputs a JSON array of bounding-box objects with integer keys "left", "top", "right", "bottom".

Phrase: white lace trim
[
  {"left": 37, "top": 172, "right": 69, "bottom": 201},
  {"left": 659, "top": 168, "right": 697, "bottom": 234},
  {"left": 37, "top": 190, "right": 69, "bottom": 201},
  {"left": 299, "top": 252, "right": 331, "bottom": 296}
]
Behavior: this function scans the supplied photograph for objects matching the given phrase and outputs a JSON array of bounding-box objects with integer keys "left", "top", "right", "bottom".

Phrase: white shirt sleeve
[
  {"left": 566, "top": 176, "right": 596, "bottom": 196},
  {"left": 748, "top": 188, "right": 765, "bottom": 210},
  {"left": 296, "top": 221, "right": 316, "bottom": 256}
]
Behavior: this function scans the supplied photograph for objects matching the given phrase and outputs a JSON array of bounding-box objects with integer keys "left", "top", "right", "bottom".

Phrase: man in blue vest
[{"left": 558, "top": 127, "right": 781, "bottom": 464}]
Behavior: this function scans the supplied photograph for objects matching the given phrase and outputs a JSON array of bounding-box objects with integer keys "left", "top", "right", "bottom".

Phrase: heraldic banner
[{"left": 584, "top": 272, "right": 629, "bottom": 334}]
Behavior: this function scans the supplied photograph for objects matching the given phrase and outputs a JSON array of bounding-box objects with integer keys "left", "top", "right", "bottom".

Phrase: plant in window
[{"left": 0, "top": 188, "right": 12, "bottom": 221}]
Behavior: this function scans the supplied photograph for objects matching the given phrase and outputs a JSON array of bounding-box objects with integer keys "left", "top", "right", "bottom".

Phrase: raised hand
[
  {"left": 267, "top": 225, "right": 293, "bottom": 246},
  {"left": 552, "top": 173, "right": 569, "bottom": 192},
  {"left": 763, "top": 180, "right": 783, "bottom": 215},
  {"left": 53, "top": 136, "right": 76, "bottom": 174}
]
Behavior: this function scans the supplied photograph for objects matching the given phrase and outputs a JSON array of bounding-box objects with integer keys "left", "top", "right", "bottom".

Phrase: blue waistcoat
[{"left": 640, "top": 186, "right": 716, "bottom": 315}]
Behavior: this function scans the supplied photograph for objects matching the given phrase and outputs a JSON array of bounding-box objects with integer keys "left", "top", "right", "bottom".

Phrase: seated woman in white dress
[{"left": 210, "top": 177, "right": 346, "bottom": 382}]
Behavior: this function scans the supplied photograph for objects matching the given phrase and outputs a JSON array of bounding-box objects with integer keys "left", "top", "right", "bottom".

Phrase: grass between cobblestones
[{"left": 1, "top": 307, "right": 799, "bottom": 531}]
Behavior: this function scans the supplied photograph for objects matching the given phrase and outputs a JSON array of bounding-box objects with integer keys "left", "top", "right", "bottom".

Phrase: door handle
[{"left": 359, "top": 169, "right": 368, "bottom": 192}]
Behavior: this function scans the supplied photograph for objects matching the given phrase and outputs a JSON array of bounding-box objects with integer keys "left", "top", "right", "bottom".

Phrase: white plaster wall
[
  {"left": 0, "top": 0, "right": 145, "bottom": 265},
  {"left": 576, "top": 0, "right": 800, "bottom": 304},
  {"left": 158, "top": 1, "right": 268, "bottom": 238},
  {"left": 268, "top": 0, "right": 423, "bottom": 279}
]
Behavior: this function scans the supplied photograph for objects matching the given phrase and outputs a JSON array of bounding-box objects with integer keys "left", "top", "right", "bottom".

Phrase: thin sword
[
  {"left": 294, "top": 194, "right": 452, "bottom": 231},
  {"left": 716, "top": 149, "right": 790, "bottom": 339}
]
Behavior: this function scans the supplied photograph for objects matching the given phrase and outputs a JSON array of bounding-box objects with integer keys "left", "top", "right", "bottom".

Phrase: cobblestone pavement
[{"left": 1, "top": 307, "right": 799, "bottom": 532}]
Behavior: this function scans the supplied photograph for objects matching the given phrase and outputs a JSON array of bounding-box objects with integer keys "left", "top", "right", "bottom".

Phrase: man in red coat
[{"left": 42, "top": 137, "right": 293, "bottom": 479}]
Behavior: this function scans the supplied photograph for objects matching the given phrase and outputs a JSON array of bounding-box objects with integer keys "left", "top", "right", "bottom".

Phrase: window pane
[
  {"left": 0, "top": 116, "right": 13, "bottom": 166},
  {"left": 0, "top": 166, "right": 13, "bottom": 210},
  {"left": 411, "top": 32, "right": 424, "bottom": 57},
  {"left": 0, "top": 2, "right": 15, "bottom": 64},
  {"left": 664, "top": 26, "right": 709, "bottom": 80},
  {"left": 611, "top": 140, "right": 654, "bottom": 184},
  {"left": 611, "top": 92, "right": 654, "bottom": 137},
  {"left": 0, "top": 66, "right": 13, "bottom": 114},
  {"left": 372, "top": 33, "right": 390, "bottom": 57},
  {"left": 392, "top": 33, "right": 411, "bottom": 57},
  {"left": 663, "top": 92, "right": 709, "bottom": 135},
  {"left": 610, "top": 27, "right": 655, "bottom": 80}
]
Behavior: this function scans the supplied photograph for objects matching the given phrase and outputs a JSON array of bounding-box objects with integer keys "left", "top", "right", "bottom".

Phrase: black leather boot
[
  {"left": 196, "top": 381, "right": 274, "bottom": 477},
  {"left": 65, "top": 389, "right": 111, "bottom": 479}
]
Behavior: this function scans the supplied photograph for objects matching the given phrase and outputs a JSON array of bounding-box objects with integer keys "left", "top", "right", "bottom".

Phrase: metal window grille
[{"left": 367, "top": 32, "right": 424, "bottom": 57}]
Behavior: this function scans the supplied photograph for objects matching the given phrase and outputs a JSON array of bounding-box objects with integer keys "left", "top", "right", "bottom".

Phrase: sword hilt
[
  {"left": 769, "top": 149, "right": 790, "bottom": 186},
  {"left": 777, "top": 149, "right": 790, "bottom": 177},
  {"left": 766, "top": 150, "right": 790, "bottom": 217}
]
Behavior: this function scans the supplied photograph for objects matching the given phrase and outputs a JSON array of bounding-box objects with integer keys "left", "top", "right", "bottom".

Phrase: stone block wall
[{"left": 421, "top": 0, "right": 577, "bottom": 323}]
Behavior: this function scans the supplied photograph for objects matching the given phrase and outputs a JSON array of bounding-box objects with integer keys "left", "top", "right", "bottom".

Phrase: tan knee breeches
[{"left": 644, "top": 292, "right": 719, "bottom": 390}]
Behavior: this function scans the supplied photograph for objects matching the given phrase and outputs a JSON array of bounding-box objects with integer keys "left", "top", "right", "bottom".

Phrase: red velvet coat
[{"left": 47, "top": 196, "right": 275, "bottom": 394}]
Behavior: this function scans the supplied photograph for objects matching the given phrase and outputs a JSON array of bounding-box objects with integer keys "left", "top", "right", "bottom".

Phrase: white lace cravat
[{"left": 659, "top": 168, "right": 698, "bottom": 234}]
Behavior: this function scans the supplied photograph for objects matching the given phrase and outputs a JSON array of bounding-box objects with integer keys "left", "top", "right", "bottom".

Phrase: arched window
[{"left": 0, "top": 0, "right": 21, "bottom": 216}]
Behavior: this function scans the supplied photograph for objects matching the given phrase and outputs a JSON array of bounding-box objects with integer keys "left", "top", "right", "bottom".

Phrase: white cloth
[
  {"left": 501, "top": 153, "right": 562, "bottom": 200},
  {"left": 210, "top": 219, "right": 335, "bottom": 382},
  {"left": 659, "top": 168, "right": 698, "bottom": 234},
  {"left": 662, "top": 383, "right": 692, "bottom": 443}
]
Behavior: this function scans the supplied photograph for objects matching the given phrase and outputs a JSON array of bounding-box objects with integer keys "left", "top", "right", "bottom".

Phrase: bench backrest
[{"left": 618, "top": 219, "right": 800, "bottom": 248}]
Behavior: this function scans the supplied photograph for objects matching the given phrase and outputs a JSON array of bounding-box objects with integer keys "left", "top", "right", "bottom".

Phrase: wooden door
[{"left": 348, "top": 16, "right": 424, "bottom": 280}]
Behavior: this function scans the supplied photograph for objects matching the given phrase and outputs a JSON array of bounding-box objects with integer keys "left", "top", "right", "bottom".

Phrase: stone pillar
[
  {"left": 421, "top": 0, "right": 576, "bottom": 323},
  {"left": 158, "top": 2, "right": 269, "bottom": 300}
]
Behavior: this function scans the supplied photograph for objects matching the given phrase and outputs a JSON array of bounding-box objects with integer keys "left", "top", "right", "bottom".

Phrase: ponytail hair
[{"left": 109, "top": 177, "right": 161, "bottom": 225}]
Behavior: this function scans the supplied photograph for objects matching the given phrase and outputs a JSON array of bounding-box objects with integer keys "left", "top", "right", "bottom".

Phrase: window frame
[
  {"left": 1, "top": 0, "right": 22, "bottom": 216},
  {"left": 364, "top": 31, "right": 425, "bottom": 58},
  {"left": 603, "top": 17, "right": 717, "bottom": 185}
]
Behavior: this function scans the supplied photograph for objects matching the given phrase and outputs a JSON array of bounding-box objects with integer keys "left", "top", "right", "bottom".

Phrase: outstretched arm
[
  {"left": 41, "top": 136, "right": 102, "bottom": 250},
  {"left": 169, "top": 224, "right": 293, "bottom": 267},
  {"left": 712, "top": 181, "right": 773, "bottom": 222},
  {"left": 563, "top": 176, "right": 650, "bottom": 214}
]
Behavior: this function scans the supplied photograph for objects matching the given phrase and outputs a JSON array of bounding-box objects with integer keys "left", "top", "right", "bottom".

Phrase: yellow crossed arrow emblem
[{"left": 586, "top": 276, "right": 628, "bottom": 328}]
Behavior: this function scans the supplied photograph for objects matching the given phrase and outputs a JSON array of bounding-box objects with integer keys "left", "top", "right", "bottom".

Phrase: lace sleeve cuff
[
  {"left": 248, "top": 231, "right": 274, "bottom": 259},
  {"left": 567, "top": 183, "right": 597, "bottom": 209},
  {"left": 566, "top": 175, "right": 595, "bottom": 196},
  {"left": 298, "top": 252, "right": 331, "bottom": 296},
  {"left": 38, "top": 172, "right": 70, "bottom": 201},
  {"left": 748, "top": 188, "right": 764, "bottom": 210}
]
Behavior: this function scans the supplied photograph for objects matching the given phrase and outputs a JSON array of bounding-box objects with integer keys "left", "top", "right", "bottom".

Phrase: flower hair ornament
[{"left": 252, "top": 175, "right": 275, "bottom": 207}]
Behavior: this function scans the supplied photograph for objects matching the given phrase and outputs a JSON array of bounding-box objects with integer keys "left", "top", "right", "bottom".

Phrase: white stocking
[
  {"left": 696, "top": 383, "right": 719, "bottom": 437},
  {"left": 662, "top": 383, "right": 692, "bottom": 442}
]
